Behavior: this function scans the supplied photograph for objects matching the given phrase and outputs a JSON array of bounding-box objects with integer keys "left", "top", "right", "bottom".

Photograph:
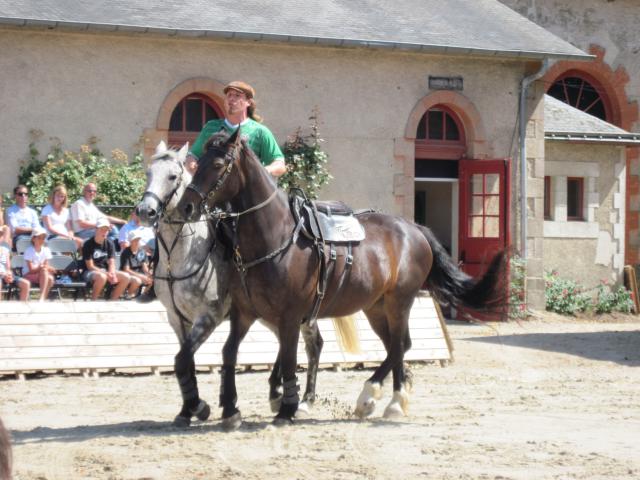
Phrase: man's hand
[
  {"left": 186, "top": 154, "right": 198, "bottom": 175},
  {"left": 265, "top": 159, "right": 286, "bottom": 178}
]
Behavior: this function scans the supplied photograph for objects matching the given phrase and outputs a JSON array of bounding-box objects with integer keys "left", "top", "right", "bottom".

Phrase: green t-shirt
[{"left": 190, "top": 118, "right": 284, "bottom": 166}]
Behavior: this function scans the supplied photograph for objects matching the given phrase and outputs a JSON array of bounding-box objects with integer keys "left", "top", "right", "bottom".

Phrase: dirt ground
[{"left": 2, "top": 314, "right": 639, "bottom": 480}]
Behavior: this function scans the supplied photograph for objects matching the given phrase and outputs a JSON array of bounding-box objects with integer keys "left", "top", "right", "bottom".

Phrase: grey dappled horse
[{"left": 136, "top": 142, "right": 355, "bottom": 426}]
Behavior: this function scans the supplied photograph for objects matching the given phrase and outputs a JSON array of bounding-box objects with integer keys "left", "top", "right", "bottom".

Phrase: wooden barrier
[{"left": 0, "top": 294, "right": 451, "bottom": 379}]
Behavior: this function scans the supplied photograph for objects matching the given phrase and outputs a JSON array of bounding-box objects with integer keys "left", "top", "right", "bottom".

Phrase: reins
[
  {"left": 188, "top": 140, "right": 303, "bottom": 309},
  {"left": 143, "top": 151, "right": 219, "bottom": 340}
]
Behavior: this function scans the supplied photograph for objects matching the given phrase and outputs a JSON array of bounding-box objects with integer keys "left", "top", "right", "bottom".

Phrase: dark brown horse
[{"left": 177, "top": 129, "right": 505, "bottom": 428}]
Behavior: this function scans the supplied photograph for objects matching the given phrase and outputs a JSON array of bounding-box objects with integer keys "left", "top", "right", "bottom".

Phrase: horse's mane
[{"left": 203, "top": 130, "right": 275, "bottom": 187}]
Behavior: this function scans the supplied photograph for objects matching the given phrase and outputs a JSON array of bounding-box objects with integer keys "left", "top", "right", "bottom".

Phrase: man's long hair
[{"left": 247, "top": 100, "right": 262, "bottom": 123}]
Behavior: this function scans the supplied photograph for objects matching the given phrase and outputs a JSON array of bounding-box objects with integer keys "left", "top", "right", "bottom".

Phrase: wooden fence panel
[{"left": 0, "top": 295, "right": 451, "bottom": 376}]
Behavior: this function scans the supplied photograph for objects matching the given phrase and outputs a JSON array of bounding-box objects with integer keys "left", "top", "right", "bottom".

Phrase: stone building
[
  {"left": 500, "top": 0, "right": 640, "bottom": 285},
  {"left": 0, "top": 1, "right": 604, "bottom": 311}
]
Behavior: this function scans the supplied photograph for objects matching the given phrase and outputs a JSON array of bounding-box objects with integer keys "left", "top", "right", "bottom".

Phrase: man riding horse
[
  {"left": 186, "top": 81, "right": 286, "bottom": 178},
  {"left": 139, "top": 80, "right": 286, "bottom": 303}
]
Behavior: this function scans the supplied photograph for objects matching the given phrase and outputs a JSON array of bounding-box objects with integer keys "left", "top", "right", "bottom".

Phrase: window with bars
[
  {"left": 468, "top": 173, "right": 500, "bottom": 238},
  {"left": 416, "top": 108, "right": 461, "bottom": 141},
  {"left": 547, "top": 74, "right": 609, "bottom": 122},
  {"left": 415, "top": 105, "right": 466, "bottom": 161},
  {"left": 168, "top": 93, "right": 223, "bottom": 148},
  {"left": 169, "top": 94, "right": 221, "bottom": 132}
]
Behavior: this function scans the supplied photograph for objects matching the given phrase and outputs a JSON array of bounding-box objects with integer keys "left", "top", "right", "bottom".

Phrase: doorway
[{"left": 414, "top": 179, "right": 459, "bottom": 262}]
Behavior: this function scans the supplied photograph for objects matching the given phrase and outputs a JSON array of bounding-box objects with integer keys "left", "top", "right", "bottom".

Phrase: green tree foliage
[
  {"left": 6, "top": 130, "right": 146, "bottom": 217},
  {"left": 279, "top": 109, "right": 332, "bottom": 199}
]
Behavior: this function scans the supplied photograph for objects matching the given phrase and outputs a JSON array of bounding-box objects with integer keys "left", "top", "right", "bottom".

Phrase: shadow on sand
[
  {"left": 10, "top": 416, "right": 407, "bottom": 445},
  {"left": 465, "top": 329, "right": 640, "bottom": 366}
]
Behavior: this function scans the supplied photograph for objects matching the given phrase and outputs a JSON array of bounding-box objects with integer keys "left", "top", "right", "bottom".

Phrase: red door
[{"left": 458, "top": 159, "right": 510, "bottom": 280}]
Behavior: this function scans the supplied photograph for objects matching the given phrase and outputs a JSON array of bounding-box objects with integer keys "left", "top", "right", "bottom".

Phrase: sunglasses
[
  {"left": 85, "top": 189, "right": 97, "bottom": 193},
  {"left": 16, "top": 192, "right": 28, "bottom": 196}
]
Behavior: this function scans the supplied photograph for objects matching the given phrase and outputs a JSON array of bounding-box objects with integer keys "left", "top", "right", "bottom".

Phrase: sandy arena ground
[{"left": 1, "top": 315, "right": 639, "bottom": 480}]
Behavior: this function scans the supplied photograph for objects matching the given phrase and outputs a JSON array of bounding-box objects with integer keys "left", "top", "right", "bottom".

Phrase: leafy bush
[
  {"left": 5, "top": 130, "right": 146, "bottom": 217},
  {"left": 279, "top": 109, "right": 332, "bottom": 199},
  {"left": 509, "top": 255, "right": 528, "bottom": 319},
  {"left": 593, "top": 282, "right": 634, "bottom": 314},
  {"left": 544, "top": 270, "right": 591, "bottom": 315},
  {"left": 545, "top": 270, "right": 634, "bottom": 315}
]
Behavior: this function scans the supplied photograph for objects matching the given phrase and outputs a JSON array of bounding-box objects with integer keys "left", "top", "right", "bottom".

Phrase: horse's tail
[
  {"left": 332, "top": 315, "right": 362, "bottom": 354},
  {"left": 418, "top": 225, "right": 506, "bottom": 312}
]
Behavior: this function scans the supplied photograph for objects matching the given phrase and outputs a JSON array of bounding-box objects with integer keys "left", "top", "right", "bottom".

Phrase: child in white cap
[{"left": 22, "top": 226, "right": 55, "bottom": 301}]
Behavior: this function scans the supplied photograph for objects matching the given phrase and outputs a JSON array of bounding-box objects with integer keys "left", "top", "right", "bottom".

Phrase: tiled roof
[
  {"left": 0, "top": 0, "right": 589, "bottom": 60},
  {"left": 544, "top": 94, "right": 640, "bottom": 144}
]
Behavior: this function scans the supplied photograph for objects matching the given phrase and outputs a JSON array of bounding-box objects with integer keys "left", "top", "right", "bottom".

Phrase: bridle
[
  {"left": 143, "top": 150, "right": 217, "bottom": 339},
  {"left": 141, "top": 151, "right": 186, "bottom": 224},
  {"left": 185, "top": 144, "right": 237, "bottom": 217}
]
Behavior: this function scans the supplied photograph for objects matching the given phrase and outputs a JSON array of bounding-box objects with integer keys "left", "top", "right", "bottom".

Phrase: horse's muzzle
[{"left": 136, "top": 202, "right": 158, "bottom": 226}]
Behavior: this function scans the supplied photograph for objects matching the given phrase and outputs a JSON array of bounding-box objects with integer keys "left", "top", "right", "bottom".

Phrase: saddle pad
[{"left": 316, "top": 211, "right": 365, "bottom": 242}]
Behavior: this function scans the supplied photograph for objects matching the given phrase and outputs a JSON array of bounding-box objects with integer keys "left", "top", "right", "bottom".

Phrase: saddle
[
  {"left": 289, "top": 195, "right": 365, "bottom": 243},
  {"left": 289, "top": 190, "right": 373, "bottom": 326}
]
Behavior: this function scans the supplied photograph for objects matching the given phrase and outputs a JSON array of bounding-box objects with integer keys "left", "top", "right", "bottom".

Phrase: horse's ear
[
  {"left": 177, "top": 142, "right": 189, "bottom": 161},
  {"left": 155, "top": 140, "right": 167, "bottom": 155},
  {"left": 228, "top": 127, "right": 241, "bottom": 146}
]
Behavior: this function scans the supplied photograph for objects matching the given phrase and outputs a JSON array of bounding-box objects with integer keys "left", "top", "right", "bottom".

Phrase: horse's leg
[
  {"left": 297, "top": 320, "right": 324, "bottom": 417},
  {"left": 268, "top": 353, "right": 283, "bottom": 413},
  {"left": 355, "top": 301, "right": 389, "bottom": 418},
  {"left": 356, "top": 295, "right": 413, "bottom": 419},
  {"left": 219, "top": 311, "right": 252, "bottom": 431},
  {"left": 383, "top": 329, "right": 413, "bottom": 419},
  {"left": 173, "top": 312, "right": 218, "bottom": 427},
  {"left": 274, "top": 322, "right": 301, "bottom": 425}
]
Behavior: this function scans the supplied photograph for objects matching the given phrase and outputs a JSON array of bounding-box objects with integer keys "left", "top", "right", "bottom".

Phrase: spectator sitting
[
  {"left": 118, "top": 211, "right": 155, "bottom": 253},
  {"left": 6, "top": 185, "right": 40, "bottom": 249},
  {"left": 0, "top": 240, "right": 29, "bottom": 301},
  {"left": 70, "top": 182, "right": 125, "bottom": 244},
  {"left": 41, "top": 184, "right": 84, "bottom": 249},
  {"left": 0, "top": 197, "right": 11, "bottom": 248},
  {"left": 22, "top": 226, "right": 55, "bottom": 302},
  {"left": 81, "top": 217, "right": 136, "bottom": 300},
  {"left": 119, "top": 230, "right": 153, "bottom": 298}
]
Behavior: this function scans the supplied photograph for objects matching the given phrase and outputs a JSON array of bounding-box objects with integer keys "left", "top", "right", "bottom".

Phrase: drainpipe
[{"left": 519, "top": 59, "right": 551, "bottom": 258}]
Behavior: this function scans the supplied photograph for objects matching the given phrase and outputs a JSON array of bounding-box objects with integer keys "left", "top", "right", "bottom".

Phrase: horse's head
[
  {"left": 177, "top": 128, "right": 243, "bottom": 222},
  {"left": 136, "top": 141, "right": 191, "bottom": 226}
]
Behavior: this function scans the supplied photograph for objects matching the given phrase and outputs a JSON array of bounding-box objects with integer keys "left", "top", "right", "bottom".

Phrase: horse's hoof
[
  {"left": 295, "top": 401, "right": 311, "bottom": 419},
  {"left": 383, "top": 402, "right": 405, "bottom": 419},
  {"left": 173, "top": 414, "right": 191, "bottom": 428},
  {"left": 221, "top": 411, "right": 242, "bottom": 432},
  {"left": 355, "top": 381, "right": 382, "bottom": 418},
  {"left": 354, "top": 399, "right": 376, "bottom": 419},
  {"left": 192, "top": 400, "right": 211, "bottom": 421},
  {"left": 269, "top": 395, "right": 282, "bottom": 413},
  {"left": 383, "top": 389, "right": 410, "bottom": 419}
]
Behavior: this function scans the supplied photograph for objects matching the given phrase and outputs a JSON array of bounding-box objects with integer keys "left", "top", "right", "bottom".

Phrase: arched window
[
  {"left": 547, "top": 72, "right": 610, "bottom": 122},
  {"left": 415, "top": 106, "right": 466, "bottom": 160},
  {"left": 167, "top": 93, "right": 223, "bottom": 148}
]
